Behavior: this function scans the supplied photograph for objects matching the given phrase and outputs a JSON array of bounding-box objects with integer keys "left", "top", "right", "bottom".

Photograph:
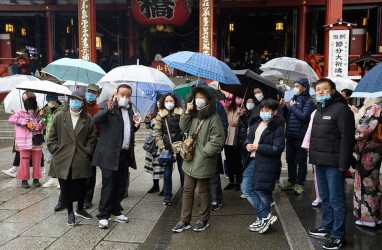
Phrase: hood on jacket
[
  {"left": 186, "top": 86, "right": 216, "bottom": 120},
  {"left": 248, "top": 114, "right": 285, "bottom": 131}
]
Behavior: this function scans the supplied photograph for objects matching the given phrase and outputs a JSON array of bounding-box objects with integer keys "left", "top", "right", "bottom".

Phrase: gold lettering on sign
[
  {"left": 79, "top": 0, "right": 91, "bottom": 61},
  {"left": 199, "top": 0, "right": 214, "bottom": 56}
]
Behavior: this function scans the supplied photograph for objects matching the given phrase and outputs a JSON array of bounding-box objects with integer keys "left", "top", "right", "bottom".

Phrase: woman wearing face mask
[
  {"left": 40, "top": 95, "right": 64, "bottom": 188},
  {"left": 154, "top": 93, "right": 184, "bottom": 206},
  {"left": 172, "top": 87, "right": 225, "bottom": 233},
  {"left": 8, "top": 96, "right": 45, "bottom": 188},
  {"left": 47, "top": 91, "right": 96, "bottom": 226},
  {"left": 223, "top": 95, "right": 244, "bottom": 191},
  {"left": 144, "top": 95, "right": 165, "bottom": 194},
  {"left": 242, "top": 99, "right": 285, "bottom": 234}
]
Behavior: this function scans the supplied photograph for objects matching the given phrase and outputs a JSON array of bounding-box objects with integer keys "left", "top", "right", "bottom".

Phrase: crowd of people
[{"left": 1, "top": 75, "right": 382, "bottom": 250}]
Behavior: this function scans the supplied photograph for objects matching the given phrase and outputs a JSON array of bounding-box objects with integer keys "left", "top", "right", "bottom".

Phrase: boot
[{"left": 147, "top": 179, "right": 160, "bottom": 193}]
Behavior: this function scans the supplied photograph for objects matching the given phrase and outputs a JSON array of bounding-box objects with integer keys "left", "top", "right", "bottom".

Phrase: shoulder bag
[{"left": 180, "top": 119, "right": 205, "bottom": 161}]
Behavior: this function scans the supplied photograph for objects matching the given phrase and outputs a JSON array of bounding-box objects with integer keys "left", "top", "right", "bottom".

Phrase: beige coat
[{"left": 47, "top": 110, "right": 96, "bottom": 180}]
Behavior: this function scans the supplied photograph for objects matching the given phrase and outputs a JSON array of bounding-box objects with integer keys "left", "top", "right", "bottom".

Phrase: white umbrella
[
  {"left": 326, "top": 76, "right": 357, "bottom": 92},
  {"left": 260, "top": 69, "right": 306, "bottom": 85},
  {"left": 16, "top": 80, "right": 72, "bottom": 96},
  {"left": 260, "top": 57, "right": 319, "bottom": 83},
  {"left": 4, "top": 88, "right": 46, "bottom": 114},
  {"left": 62, "top": 80, "right": 89, "bottom": 93},
  {"left": 0, "top": 74, "right": 40, "bottom": 93}
]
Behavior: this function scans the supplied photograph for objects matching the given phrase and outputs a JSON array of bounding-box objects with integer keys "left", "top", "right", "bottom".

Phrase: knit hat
[
  {"left": 87, "top": 84, "right": 100, "bottom": 93},
  {"left": 294, "top": 77, "right": 309, "bottom": 89},
  {"left": 70, "top": 91, "right": 85, "bottom": 100},
  {"left": 46, "top": 95, "right": 59, "bottom": 101}
]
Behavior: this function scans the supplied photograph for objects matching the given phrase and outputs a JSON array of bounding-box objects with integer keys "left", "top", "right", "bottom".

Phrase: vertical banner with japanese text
[
  {"left": 199, "top": 0, "right": 214, "bottom": 56},
  {"left": 78, "top": 0, "right": 92, "bottom": 61},
  {"left": 328, "top": 30, "right": 349, "bottom": 77}
]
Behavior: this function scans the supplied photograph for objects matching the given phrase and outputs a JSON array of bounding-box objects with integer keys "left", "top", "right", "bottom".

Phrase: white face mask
[
  {"left": 47, "top": 102, "right": 55, "bottom": 108},
  {"left": 195, "top": 98, "right": 207, "bottom": 110},
  {"left": 255, "top": 93, "right": 264, "bottom": 102},
  {"left": 246, "top": 103, "right": 255, "bottom": 110},
  {"left": 165, "top": 102, "right": 175, "bottom": 111},
  {"left": 118, "top": 97, "right": 130, "bottom": 108},
  {"left": 293, "top": 87, "right": 301, "bottom": 96}
]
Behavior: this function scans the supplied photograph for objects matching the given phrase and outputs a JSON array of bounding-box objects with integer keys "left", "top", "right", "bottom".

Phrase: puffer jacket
[
  {"left": 180, "top": 87, "right": 225, "bottom": 179},
  {"left": 154, "top": 107, "right": 184, "bottom": 150},
  {"left": 285, "top": 88, "right": 316, "bottom": 140}
]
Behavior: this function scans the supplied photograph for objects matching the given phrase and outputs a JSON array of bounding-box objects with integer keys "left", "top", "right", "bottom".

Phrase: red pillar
[
  {"left": 214, "top": 8, "right": 221, "bottom": 59},
  {"left": 90, "top": 0, "right": 97, "bottom": 63},
  {"left": 297, "top": 5, "right": 308, "bottom": 60},
  {"left": 45, "top": 9, "right": 53, "bottom": 63},
  {"left": 324, "top": 0, "right": 343, "bottom": 77},
  {"left": 127, "top": 10, "right": 136, "bottom": 63}
]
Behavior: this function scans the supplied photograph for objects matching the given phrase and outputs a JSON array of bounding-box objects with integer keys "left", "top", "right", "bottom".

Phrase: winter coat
[
  {"left": 92, "top": 100, "right": 139, "bottom": 170},
  {"left": 244, "top": 115, "right": 285, "bottom": 191},
  {"left": 47, "top": 110, "right": 96, "bottom": 180},
  {"left": 8, "top": 109, "right": 45, "bottom": 150},
  {"left": 285, "top": 89, "right": 316, "bottom": 140},
  {"left": 309, "top": 91, "right": 355, "bottom": 168},
  {"left": 180, "top": 87, "right": 225, "bottom": 179},
  {"left": 154, "top": 107, "right": 184, "bottom": 150},
  {"left": 40, "top": 104, "right": 64, "bottom": 141}
]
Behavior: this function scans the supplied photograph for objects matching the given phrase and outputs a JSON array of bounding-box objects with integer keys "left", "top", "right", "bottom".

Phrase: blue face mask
[
  {"left": 70, "top": 99, "right": 82, "bottom": 110},
  {"left": 85, "top": 92, "right": 96, "bottom": 102},
  {"left": 316, "top": 94, "right": 331, "bottom": 103},
  {"left": 260, "top": 111, "right": 272, "bottom": 121}
]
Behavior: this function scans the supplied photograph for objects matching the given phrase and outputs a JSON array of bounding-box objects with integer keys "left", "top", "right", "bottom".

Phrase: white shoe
[
  {"left": 43, "top": 178, "right": 58, "bottom": 188},
  {"left": 2, "top": 168, "right": 17, "bottom": 178},
  {"left": 240, "top": 193, "right": 246, "bottom": 199},
  {"left": 109, "top": 214, "right": 129, "bottom": 223},
  {"left": 99, "top": 219, "right": 109, "bottom": 229},
  {"left": 57, "top": 182, "right": 60, "bottom": 189},
  {"left": 355, "top": 220, "right": 376, "bottom": 228},
  {"left": 312, "top": 198, "right": 322, "bottom": 207},
  {"left": 41, "top": 167, "right": 46, "bottom": 174}
]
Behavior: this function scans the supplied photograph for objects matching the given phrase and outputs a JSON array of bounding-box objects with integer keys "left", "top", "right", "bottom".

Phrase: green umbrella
[{"left": 173, "top": 80, "right": 225, "bottom": 100}]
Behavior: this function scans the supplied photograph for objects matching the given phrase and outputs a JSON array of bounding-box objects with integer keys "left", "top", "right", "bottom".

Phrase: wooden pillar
[
  {"left": 199, "top": 0, "right": 214, "bottom": 56},
  {"left": 324, "top": 0, "right": 343, "bottom": 77},
  {"left": 297, "top": 5, "right": 308, "bottom": 60},
  {"left": 214, "top": 8, "right": 221, "bottom": 59},
  {"left": 45, "top": 8, "right": 53, "bottom": 63},
  {"left": 78, "top": 0, "right": 96, "bottom": 63}
]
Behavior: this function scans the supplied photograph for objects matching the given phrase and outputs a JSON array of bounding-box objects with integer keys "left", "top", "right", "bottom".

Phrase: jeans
[
  {"left": 316, "top": 165, "right": 346, "bottom": 238},
  {"left": 163, "top": 153, "right": 184, "bottom": 199},
  {"left": 241, "top": 159, "right": 273, "bottom": 219},
  {"left": 286, "top": 138, "right": 307, "bottom": 185}
]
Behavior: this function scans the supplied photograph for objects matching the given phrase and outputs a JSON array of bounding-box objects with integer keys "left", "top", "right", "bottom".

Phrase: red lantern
[{"left": 132, "top": 0, "right": 193, "bottom": 26}]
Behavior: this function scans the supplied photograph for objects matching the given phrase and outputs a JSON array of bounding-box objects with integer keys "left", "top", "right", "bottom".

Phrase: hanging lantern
[{"left": 5, "top": 24, "right": 14, "bottom": 33}]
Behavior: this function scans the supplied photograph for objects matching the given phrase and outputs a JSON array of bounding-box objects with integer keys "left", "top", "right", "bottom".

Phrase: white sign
[
  {"left": 328, "top": 30, "right": 349, "bottom": 77},
  {"left": 199, "top": 0, "right": 213, "bottom": 55}
]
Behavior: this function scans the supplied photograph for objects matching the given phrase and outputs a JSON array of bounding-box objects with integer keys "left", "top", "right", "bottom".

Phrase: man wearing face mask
[
  {"left": 308, "top": 78, "right": 354, "bottom": 250},
  {"left": 280, "top": 77, "right": 316, "bottom": 195},
  {"left": 92, "top": 84, "right": 140, "bottom": 229}
]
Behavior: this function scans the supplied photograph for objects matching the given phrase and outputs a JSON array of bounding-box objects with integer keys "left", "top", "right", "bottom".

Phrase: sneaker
[
  {"left": 312, "top": 198, "right": 322, "bottom": 207},
  {"left": 109, "top": 214, "right": 129, "bottom": 223},
  {"left": 41, "top": 167, "right": 45, "bottom": 174},
  {"left": 84, "top": 202, "right": 93, "bottom": 209},
  {"left": 99, "top": 219, "right": 108, "bottom": 229},
  {"left": 355, "top": 219, "right": 376, "bottom": 228},
  {"left": 270, "top": 201, "right": 276, "bottom": 207},
  {"left": 33, "top": 179, "right": 41, "bottom": 188},
  {"left": 223, "top": 183, "right": 235, "bottom": 190},
  {"left": 21, "top": 180, "right": 30, "bottom": 189},
  {"left": 258, "top": 214, "right": 278, "bottom": 234},
  {"left": 279, "top": 180, "right": 295, "bottom": 190},
  {"left": 323, "top": 237, "right": 346, "bottom": 250},
  {"left": 211, "top": 201, "right": 222, "bottom": 211},
  {"left": 309, "top": 226, "right": 330, "bottom": 237},
  {"left": 172, "top": 221, "right": 191, "bottom": 233},
  {"left": 67, "top": 212, "right": 75, "bottom": 226},
  {"left": 2, "top": 168, "right": 17, "bottom": 178},
  {"left": 43, "top": 178, "right": 58, "bottom": 188},
  {"left": 294, "top": 184, "right": 304, "bottom": 195},
  {"left": 240, "top": 193, "right": 246, "bottom": 199},
  {"left": 163, "top": 198, "right": 172, "bottom": 206},
  {"left": 193, "top": 220, "right": 209, "bottom": 232},
  {"left": 249, "top": 218, "right": 262, "bottom": 231},
  {"left": 57, "top": 182, "right": 60, "bottom": 189},
  {"left": 54, "top": 202, "right": 66, "bottom": 212},
  {"left": 75, "top": 209, "right": 93, "bottom": 219}
]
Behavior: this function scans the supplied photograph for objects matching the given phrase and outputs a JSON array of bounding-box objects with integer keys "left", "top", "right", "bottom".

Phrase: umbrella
[
  {"left": 351, "top": 63, "right": 382, "bottom": 98},
  {"left": 41, "top": 58, "right": 106, "bottom": 84},
  {"left": 97, "top": 82, "right": 154, "bottom": 117},
  {"left": 4, "top": 88, "right": 46, "bottom": 114},
  {"left": 173, "top": 80, "right": 225, "bottom": 100},
  {"left": 16, "top": 80, "right": 72, "bottom": 96},
  {"left": 284, "top": 87, "right": 316, "bottom": 102},
  {"left": 260, "top": 69, "right": 307, "bottom": 85},
  {"left": 260, "top": 57, "right": 319, "bottom": 83},
  {"left": 326, "top": 76, "right": 357, "bottom": 92},
  {"left": 62, "top": 80, "right": 89, "bottom": 94},
  {"left": 162, "top": 51, "right": 240, "bottom": 85},
  {"left": 0, "top": 74, "right": 40, "bottom": 93}
]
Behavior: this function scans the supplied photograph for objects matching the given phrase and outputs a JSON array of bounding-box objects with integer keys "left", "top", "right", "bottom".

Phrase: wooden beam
[{"left": 0, "top": 4, "right": 129, "bottom": 12}]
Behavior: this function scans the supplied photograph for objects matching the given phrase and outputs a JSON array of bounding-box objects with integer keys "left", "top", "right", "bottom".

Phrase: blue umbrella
[
  {"left": 162, "top": 51, "right": 240, "bottom": 85},
  {"left": 42, "top": 58, "right": 106, "bottom": 84},
  {"left": 351, "top": 63, "right": 382, "bottom": 98}
]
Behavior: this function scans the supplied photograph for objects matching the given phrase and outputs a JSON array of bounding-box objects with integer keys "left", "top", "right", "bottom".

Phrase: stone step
[
  {"left": 0, "top": 137, "right": 14, "bottom": 143},
  {"left": 0, "top": 125, "right": 14, "bottom": 131}
]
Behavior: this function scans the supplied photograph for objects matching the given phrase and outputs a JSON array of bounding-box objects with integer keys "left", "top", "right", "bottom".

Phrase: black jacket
[
  {"left": 234, "top": 110, "right": 250, "bottom": 148},
  {"left": 309, "top": 92, "right": 355, "bottom": 168},
  {"left": 244, "top": 115, "right": 285, "bottom": 191}
]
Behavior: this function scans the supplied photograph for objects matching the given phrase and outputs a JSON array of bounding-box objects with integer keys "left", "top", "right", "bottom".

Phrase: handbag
[
  {"left": 32, "top": 134, "right": 45, "bottom": 146},
  {"left": 143, "top": 134, "right": 157, "bottom": 154},
  {"left": 164, "top": 118, "right": 182, "bottom": 154},
  {"left": 180, "top": 119, "right": 205, "bottom": 161},
  {"left": 157, "top": 149, "right": 174, "bottom": 165}
]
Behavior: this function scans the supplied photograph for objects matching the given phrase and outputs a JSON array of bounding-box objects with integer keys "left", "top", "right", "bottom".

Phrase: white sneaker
[
  {"left": 312, "top": 198, "right": 322, "bottom": 207},
  {"left": 99, "top": 219, "right": 109, "bottom": 229},
  {"left": 355, "top": 220, "right": 376, "bottom": 228},
  {"left": 109, "top": 214, "right": 129, "bottom": 223},
  {"left": 240, "top": 193, "right": 246, "bottom": 199},
  {"left": 57, "top": 182, "right": 60, "bottom": 189},
  {"left": 42, "top": 178, "right": 58, "bottom": 188},
  {"left": 2, "top": 168, "right": 17, "bottom": 178}
]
